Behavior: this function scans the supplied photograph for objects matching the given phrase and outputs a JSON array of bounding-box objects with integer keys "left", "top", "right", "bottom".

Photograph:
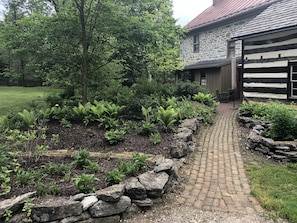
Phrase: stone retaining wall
[
  {"left": 238, "top": 116, "right": 297, "bottom": 162},
  {"left": 0, "top": 118, "right": 201, "bottom": 223}
]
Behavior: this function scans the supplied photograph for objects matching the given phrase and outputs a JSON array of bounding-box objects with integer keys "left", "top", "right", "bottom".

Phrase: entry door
[{"left": 290, "top": 64, "right": 297, "bottom": 98}]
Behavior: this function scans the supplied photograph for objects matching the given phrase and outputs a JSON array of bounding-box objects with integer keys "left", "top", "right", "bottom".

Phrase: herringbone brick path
[{"left": 177, "top": 102, "right": 264, "bottom": 214}]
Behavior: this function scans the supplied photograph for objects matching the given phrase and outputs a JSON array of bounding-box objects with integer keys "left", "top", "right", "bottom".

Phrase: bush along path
[{"left": 177, "top": 102, "right": 264, "bottom": 213}]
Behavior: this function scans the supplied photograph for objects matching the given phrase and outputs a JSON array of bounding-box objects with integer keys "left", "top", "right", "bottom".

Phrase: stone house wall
[{"left": 180, "top": 17, "right": 254, "bottom": 66}]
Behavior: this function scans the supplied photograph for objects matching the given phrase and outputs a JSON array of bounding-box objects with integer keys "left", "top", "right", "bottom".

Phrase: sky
[
  {"left": 173, "top": 0, "right": 213, "bottom": 26},
  {"left": 0, "top": 0, "right": 213, "bottom": 26}
]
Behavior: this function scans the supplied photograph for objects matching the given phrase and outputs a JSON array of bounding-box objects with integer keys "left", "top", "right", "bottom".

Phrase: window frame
[
  {"left": 227, "top": 40, "right": 235, "bottom": 58},
  {"left": 193, "top": 34, "right": 199, "bottom": 53}
]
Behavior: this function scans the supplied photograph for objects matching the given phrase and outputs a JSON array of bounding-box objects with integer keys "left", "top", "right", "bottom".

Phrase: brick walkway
[{"left": 177, "top": 102, "right": 264, "bottom": 214}]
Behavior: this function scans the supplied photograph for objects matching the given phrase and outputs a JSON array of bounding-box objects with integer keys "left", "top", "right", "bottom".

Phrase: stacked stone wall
[{"left": 181, "top": 18, "right": 253, "bottom": 66}]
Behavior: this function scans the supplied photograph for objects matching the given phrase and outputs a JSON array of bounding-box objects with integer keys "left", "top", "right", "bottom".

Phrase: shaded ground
[{"left": 1, "top": 122, "right": 174, "bottom": 200}]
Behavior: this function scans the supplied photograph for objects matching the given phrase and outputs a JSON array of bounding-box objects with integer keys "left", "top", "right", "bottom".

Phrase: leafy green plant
[
  {"left": 123, "top": 120, "right": 136, "bottom": 132},
  {"left": 72, "top": 102, "right": 92, "bottom": 122},
  {"left": 0, "top": 166, "right": 12, "bottom": 195},
  {"left": 141, "top": 106, "right": 153, "bottom": 123},
  {"left": 105, "top": 169, "right": 125, "bottom": 185},
  {"left": 36, "top": 182, "right": 61, "bottom": 197},
  {"left": 84, "top": 162, "right": 99, "bottom": 173},
  {"left": 197, "top": 106, "right": 213, "bottom": 125},
  {"left": 60, "top": 118, "right": 72, "bottom": 128},
  {"left": 4, "top": 209, "right": 13, "bottom": 222},
  {"left": 193, "top": 92, "right": 217, "bottom": 109},
  {"left": 119, "top": 152, "right": 148, "bottom": 176},
  {"left": 43, "top": 162, "right": 71, "bottom": 176},
  {"left": 74, "top": 174, "right": 97, "bottom": 193},
  {"left": 138, "top": 121, "right": 157, "bottom": 136},
  {"left": 157, "top": 106, "right": 179, "bottom": 131},
  {"left": 22, "top": 198, "right": 35, "bottom": 222},
  {"left": 104, "top": 102, "right": 125, "bottom": 118},
  {"left": 18, "top": 109, "right": 36, "bottom": 127},
  {"left": 105, "top": 129, "right": 126, "bottom": 144},
  {"left": 150, "top": 132, "right": 161, "bottom": 144},
  {"left": 15, "top": 170, "right": 36, "bottom": 186},
  {"left": 73, "top": 149, "right": 91, "bottom": 169},
  {"left": 98, "top": 117, "right": 120, "bottom": 130}
]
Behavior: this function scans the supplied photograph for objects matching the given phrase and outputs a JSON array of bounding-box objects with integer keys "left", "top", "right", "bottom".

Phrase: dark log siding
[{"left": 242, "top": 29, "right": 297, "bottom": 100}]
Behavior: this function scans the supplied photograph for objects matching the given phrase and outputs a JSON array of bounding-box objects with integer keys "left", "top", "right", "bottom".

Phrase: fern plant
[
  {"left": 105, "top": 129, "right": 126, "bottom": 144},
  {"left": 157, "top": 106, "right": 179, "bottom": 131},
  {"left": 18, "top": 109, "right": 36, "bottom": 127}
]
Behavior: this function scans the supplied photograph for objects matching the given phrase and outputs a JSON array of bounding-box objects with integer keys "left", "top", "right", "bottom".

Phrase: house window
[
  {"left": 200, "top": 72, "right": 206, "bottom": 86},
  {"left": 227, "top": 40, "right": 235, "bottom": 58},
  {"left": 290, "top": 64, "right": 297, "bottom": 98},
  {"left": 193, "top": 35, "right": 199, "bottom": 52}
]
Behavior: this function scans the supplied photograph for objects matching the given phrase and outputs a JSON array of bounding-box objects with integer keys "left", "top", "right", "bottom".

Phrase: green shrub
[
  {"left": 105, "top": 129, "right": 126, "bottom": 144},
  {"left": 43, "top": 162, "right": 71, "bottom": 176},
  {"left": 98, "top": 117, "right": 120, "bottom": 130},
  {"left": 119, "top": 153, "right": 148, "bottom": 177},
  {"left": 150, "top": 132, "right": 161, "bottom": 144},
  {"left": 15, "top": 170, "right": 36, "bottom": 186},
  {"left": 18, "top": 109, "right": 36, "bottom": 127},
  {"left": 84, "top": 162, "right": 100, "bottom": 173},
  {"left": 36, "top": 182, "right": 61, "bottom": 197},
  {"left": 73, "top": 149, "right": 91, "bottom": 169},
  {"left": 175, "top": 81, "right": 208, "bottom": 97},
  {"left": 138, "top": 121, "right": 157, "bottom": 136},
  {"left": 157, "top": 106, "right": 179, "bottom": 131},
  {"left": 74, "top": 174, "right": 97, "bottom": 193},
  {"left": 105, "top": 169, "right": 125, "bottom": 185},
  {"left": 197, "top": 106, "right": 213, "bottom": 125},
  {"left": 238, "top": 102, "right": 266, "bottom": 118},
  {"left": 192, "top": 92, "right": 217, "bottom": 109}
]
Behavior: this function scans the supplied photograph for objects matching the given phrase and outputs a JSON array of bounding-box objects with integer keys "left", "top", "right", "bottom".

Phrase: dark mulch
[{"left": 1, "top": 122, "right": 174, "bottom": 200}]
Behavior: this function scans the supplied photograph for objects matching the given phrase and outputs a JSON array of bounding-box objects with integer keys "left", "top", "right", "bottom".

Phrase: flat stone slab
[{"left": 96, "top": 184, "right": 125, "bottom": 202}]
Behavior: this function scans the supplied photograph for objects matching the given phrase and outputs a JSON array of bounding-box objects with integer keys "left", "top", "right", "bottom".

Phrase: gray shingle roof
[
  {"left": 184, "top": 59, "right": 231, "bottom": 70},
  {"left": 233, "top": 0, "right": 297, "bottom": 38}
]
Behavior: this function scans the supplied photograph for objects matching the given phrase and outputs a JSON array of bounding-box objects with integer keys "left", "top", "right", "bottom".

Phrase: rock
[
  {"left": 132, "top": 198, "right": 153, "bottom": 207},
  {"left": 70, "top": 193, "right": 95, "bottom": 201},
  {"left": 48, "top": 212, "right": 91, "bottom": 223},
  {"left": 248, "top": 131, "right": 262, "bottom": 144},
  {"left": 275, "top": 146, "right": 291, "bottom": 152},
  {"left": 124, "top": 177, "right": 147, "bottom": 200},
  {"left": 89, "top": 196, "right": 131, "bottom": 218},
  {"left": 174, "top": 128, "right": 193, "bottom": 142},
  {"left": 153, "top": 159, "right": 174, "bottom": 173},
  {"left": 32, "top": 197, "right": 82, "bottom": 222},
  {"left": 170, "top": 140, "right": 191, "bottom": 158},
  {"left": 138, "top": 171, "right": 169, "bottom": 198},
  {"left": 0, "top": 191, "right": 36, "bottom": 217},
  {"left": 179, "top": 118, "right": 200, "bottom": 133},
  {"left": 96, "top": 184, "right": 125, "bottom": 202},
  {"left": 261, "top": 137, "right": 275, "bottom": 149},
  {"left": 76, "top": 215, "right": 121, "bottom": 223},
  {"left": 81, "top": 195, "right": 98, "bottom": 211},
  {"left": 187, "top": 141, "right": 196, "bottom": 153}
]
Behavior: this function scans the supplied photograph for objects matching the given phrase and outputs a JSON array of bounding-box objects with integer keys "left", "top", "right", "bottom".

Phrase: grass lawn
[
  {"left": 0, "top": 86, "right": 60, "bottom": 116},
  {"left": 247, "top": 161, "right": 297, "bottom": 222}
]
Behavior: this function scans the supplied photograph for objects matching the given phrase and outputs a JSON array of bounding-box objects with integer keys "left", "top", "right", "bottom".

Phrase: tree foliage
[{"left": 0, "top": 0, "right": 184, "bottom": 101}]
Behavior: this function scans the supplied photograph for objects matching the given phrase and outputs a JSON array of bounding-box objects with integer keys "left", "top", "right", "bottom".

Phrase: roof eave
[
  {"left": 187, "top": 2, "right": 274, "bottom": 34},
  {"left": 232, "top": 25, "right": 297, "bottom": 40}
]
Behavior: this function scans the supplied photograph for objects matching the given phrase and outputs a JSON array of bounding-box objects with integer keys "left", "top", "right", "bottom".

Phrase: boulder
[
  {"left": 174, "top": 128, "right": 193, "bottom": 142},
  {"left": 32, "top": 197, "right": 82, "bottom": 222},
  {"left": 124, "top": 177, "right": 147, "bottom": 200},
  {"left": 179, "top": 118, "right": 200, "bottom": 133},
  {"left": 81, "top": 195, "right": 98, "bottom": 211},
  {"left": 170, "top": 140, "right": 191, "bottom": 158},
  {"left": 153, "top": 159, "right": 174, "bottom": 173},
  {"left": 138, "top": 171, "right": 169, "bottom": 198},
  {"left": 132, "top": 198, "right": 153, "bottom": 208},
  {"left": 0, "top": 191, "right": 36, "bottom": 217},
  {"left": 96, "top": 184, "right": 125, "bottom": 202},
  {"left": 89, "top": 196, "right": 131, "bottom": 218}
]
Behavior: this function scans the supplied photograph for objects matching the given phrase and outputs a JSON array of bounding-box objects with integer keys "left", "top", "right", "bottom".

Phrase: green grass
[
  {"left": 0, "top": 87, "right": 60, "bottom": 116},
  {"left": 247, "top": 162, "right": 297, "bottom": 222}
]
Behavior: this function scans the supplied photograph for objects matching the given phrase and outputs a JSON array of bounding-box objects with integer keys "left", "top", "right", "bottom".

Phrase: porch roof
[{"left": 184, "top": 59, "right": 231, "bottom": 70}]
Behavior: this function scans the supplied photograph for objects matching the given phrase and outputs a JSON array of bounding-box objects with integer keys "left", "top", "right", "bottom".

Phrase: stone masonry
[{"left": 180, "top": 17, "right": 254, "bottom": 66}]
